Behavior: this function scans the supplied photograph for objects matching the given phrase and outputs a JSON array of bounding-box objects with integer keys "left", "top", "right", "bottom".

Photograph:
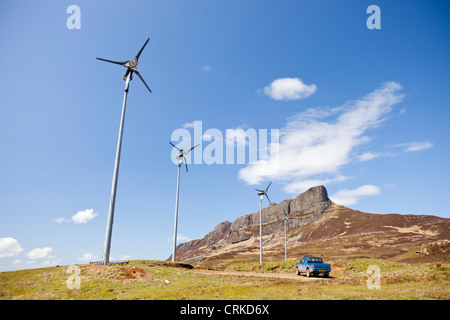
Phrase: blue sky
[{"left": 1, "top": 0, "right": 449, "bottom": 271}]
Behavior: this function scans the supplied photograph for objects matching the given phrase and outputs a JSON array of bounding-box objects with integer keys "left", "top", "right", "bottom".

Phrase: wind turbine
[
  {"left": 96, "top": 38, "right": 152, "bottom": 93},
  {"left": 255, "top": 182, "right": 272, "bottom": 263},
  {"left": 281, "top": 207, "right": 300, "bottom": 261},
  {"left": 170, "top": 142, "right": 199, "bottom": 262},
  {"left": 97, "top": 38, "right": 152, "bottom": 265},
  {"left": 282, "top": 208, "right": 289, "bottom": 262}
]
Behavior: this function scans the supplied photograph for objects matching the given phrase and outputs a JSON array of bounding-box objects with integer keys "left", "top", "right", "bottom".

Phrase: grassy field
[{"left": 0, "top": 259, "right": 448, "bottom": 300}]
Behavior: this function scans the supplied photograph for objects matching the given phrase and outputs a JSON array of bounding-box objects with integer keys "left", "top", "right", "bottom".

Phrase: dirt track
[{"left": 196, "top": 269, "right": 334, "bottom": 281}]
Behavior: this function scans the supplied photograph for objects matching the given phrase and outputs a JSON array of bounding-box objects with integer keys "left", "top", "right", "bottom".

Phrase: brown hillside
[{"left": 170, "top": 186, "right": 450, "bottom": 269}]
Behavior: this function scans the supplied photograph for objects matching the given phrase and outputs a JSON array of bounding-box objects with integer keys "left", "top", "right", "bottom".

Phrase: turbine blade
[
  {"left": 135, "top": 38, "right": 150, "bottom": 61},
  {"left": 185, "top": 144, "right": 200, "bottom": 155},
  {"left": 255, "top": 189, "right": 263, "bottom": 192},
  {"left": 184, "top": 156, "right": 188, "bottom": 172},
  {"left": 190, "top": 144, "right": 200, "bottom": 151},
  {"left": 265, "top": 194, "right": 272, "bottom": 204},
  {"left": 265, "top": 181, "right": 272, "bottom": 192},
  {"left": 169, "top": 142, "right": 181, "bottom": 151},
  {"left": 134, "top": 70, "right": 152, "bottom": 93},
  {"left": 96, "top": 57, "right": 128, "bottom": 65}
]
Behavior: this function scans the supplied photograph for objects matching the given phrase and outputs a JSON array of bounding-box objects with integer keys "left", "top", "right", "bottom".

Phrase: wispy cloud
[
  {"left": 54, "top": 209, "right": 98, "bottom": 224},
  {"left": 395, "top": 141, "right": 433, "bottom": 152},
  {"left": 182, "top": 121, "right": 196, "bottom": 129},
  {"left": 201, "top": 66, "right": 212, "bottom": 72},
  {"left": 283, "top": 175, "right": 349, "bottom": 194},
  {"left": 358, "top": 152, "right": 382, "bottom": 161},
  {"left": 239, "top": 82, "right": 405, "bottom": 193},
  {"left": 225, "top": 126, "right": 252, "bottom": 147},
  {"left": 167, "top": 233, "right": 194, "bottom": 244},
  {"left": 357, "top": 151, "right": 395, "bottom": 162},
  {"left": 263, "top": 77, "right": 317, "bottom": 101},
  {"left": 330, "top": 185, "right": 381, "bottom": 206},
  {"left": 357, "top": 141, "right": 433, "bottom": 162},
  {"left": 78, "top": 253, "right": 98, "bottom": 261}
]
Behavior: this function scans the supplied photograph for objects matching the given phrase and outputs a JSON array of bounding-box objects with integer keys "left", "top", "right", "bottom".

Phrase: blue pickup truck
[{"left": 296, "top": 256, "right": 331, "bottom": 278}]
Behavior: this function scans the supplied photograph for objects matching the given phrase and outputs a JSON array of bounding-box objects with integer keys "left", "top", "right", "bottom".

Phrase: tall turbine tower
[
  {"left": 170, "top": 142, "right": 199, "bottom": 262},
  {"left": 282, "top": 209, "right": 290, "bottom": 262},
  {"left": 255, "top": 182, "right": 272, "bottom": 263},
  {"left": 97, "top": 38, "right": 152, "bottom": 265},
  {"left": 281, "top": 208, "right": 299, "bottom": 261}
]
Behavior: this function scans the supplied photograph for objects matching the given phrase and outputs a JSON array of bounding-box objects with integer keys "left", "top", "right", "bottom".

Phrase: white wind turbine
[
  {"left": 97, "top": 38, "right": 152, "bottom": 265},
  {"left": 255, "top": 182, "right": 272, "bottom": 263},
  {"left": 170, "top": 142, "right": 199, "bottom": 262}
]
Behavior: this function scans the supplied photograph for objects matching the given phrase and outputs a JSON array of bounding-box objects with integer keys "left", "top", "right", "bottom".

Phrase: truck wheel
[
  {"left": 296, "top": 267, "right": 300, "bottom": 275},
  {"left": 323, "top": 272, "right": 329, "bottom": 278},
  {"left": 306, "top": 269, "right": 311, "bottom": 278}
]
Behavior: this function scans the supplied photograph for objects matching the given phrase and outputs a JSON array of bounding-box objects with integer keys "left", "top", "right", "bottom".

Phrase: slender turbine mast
[
  {"left": 255, "top": 182, "right": 272, "bottom": 263},
  {"left": 97, "top": 38, "right": 152, "bottom": 265},
  {"left": 170, "top": 142, "right": 199, "bottom": 262},
  {"left": 282, "top": 209, "right": 289, "bottom": 262}
]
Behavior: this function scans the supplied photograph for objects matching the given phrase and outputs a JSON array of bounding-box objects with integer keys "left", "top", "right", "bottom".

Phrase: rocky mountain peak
[{"left": 173, "top": 185, "right": 331, "bottom": 260}]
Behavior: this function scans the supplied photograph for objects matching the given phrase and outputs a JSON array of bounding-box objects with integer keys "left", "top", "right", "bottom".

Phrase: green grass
[
  {"left": 226, "top": 260, "right": 297, "bottom": 273},
  {"left": 0, "top": 259, "right": 448, "bottom": 300}
]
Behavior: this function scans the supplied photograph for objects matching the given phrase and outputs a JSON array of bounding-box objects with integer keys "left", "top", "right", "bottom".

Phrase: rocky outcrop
[
  {"left": 173, "top": 185, "right": 331, "bottom": 260},
  {"left": 169, "top": 185, "right": 450, "bottom": 266}
]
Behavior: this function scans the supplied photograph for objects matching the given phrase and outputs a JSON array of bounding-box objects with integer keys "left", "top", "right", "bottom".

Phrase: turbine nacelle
[
  {"left": 170, "top": 142, "right": 200, "bottom": 172},
  {"left": 255, "top": 182, "right": 272, "bottom": 204},
  {"left": 282, "top": 208, "right": 289, "bottom": 222}
]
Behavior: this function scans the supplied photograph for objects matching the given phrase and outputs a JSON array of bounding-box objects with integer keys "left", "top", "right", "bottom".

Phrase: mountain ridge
[{"left": 171, "top": 186, "right": 450, "bottom": 267}]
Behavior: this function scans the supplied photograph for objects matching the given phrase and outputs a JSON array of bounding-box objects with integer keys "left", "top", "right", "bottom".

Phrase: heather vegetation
[{"left": 1, "top": 259, "right": 448, "bottom": 300}]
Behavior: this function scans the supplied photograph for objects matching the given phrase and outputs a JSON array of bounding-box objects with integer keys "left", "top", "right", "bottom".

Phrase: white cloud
[
  {"left": 330, "top": 185, "right": 381, "bottom": 206},
  {"left": 357, "top": 151, "right": 393, "bottom": 162},
  {"left": 225, "top": 126, "right": 252, "bottom": 147},
  {"left": 41, "top": 259, "right": 61, "bottom": 266},
  {"left": 239, "top": 82, "right": 405, "bottom": 193},
  {"left": 358, "top": 152, "right": 381, "bottom": 161},
  {"left": 201, "top": 66, "right": 211, "bottom": 72},
  {"left": 167, "top": 233, "right": 193, "bottom": 244},
  {"left": 78, "top": 253, "right": 97, "bottom": 261},
  {"left": 283, "top": 175, "right": 349, "bottom": 194},
  {"left": 357, "top": 141, "right": 433, "bottom": 162},
  {"left": 27, "top": 247, "right": 53, "bottom": 259},
  {"left": 263, "top": 77, "right": 317, "bottom": 100},
  {"left": 177, "top": 234, "right": 193, "bottom": 243},
  {"left": 0, "top": 237, "right": 24, "bottom": 258},
  {"left": 71, "top": 209, "right": 98, "bottom": 224},
  {"left": 54, "top": 209, "right": 98, "bottom": 224},
  {"left": 395, "top": 141, "right": 433, "bottom": 152}
]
